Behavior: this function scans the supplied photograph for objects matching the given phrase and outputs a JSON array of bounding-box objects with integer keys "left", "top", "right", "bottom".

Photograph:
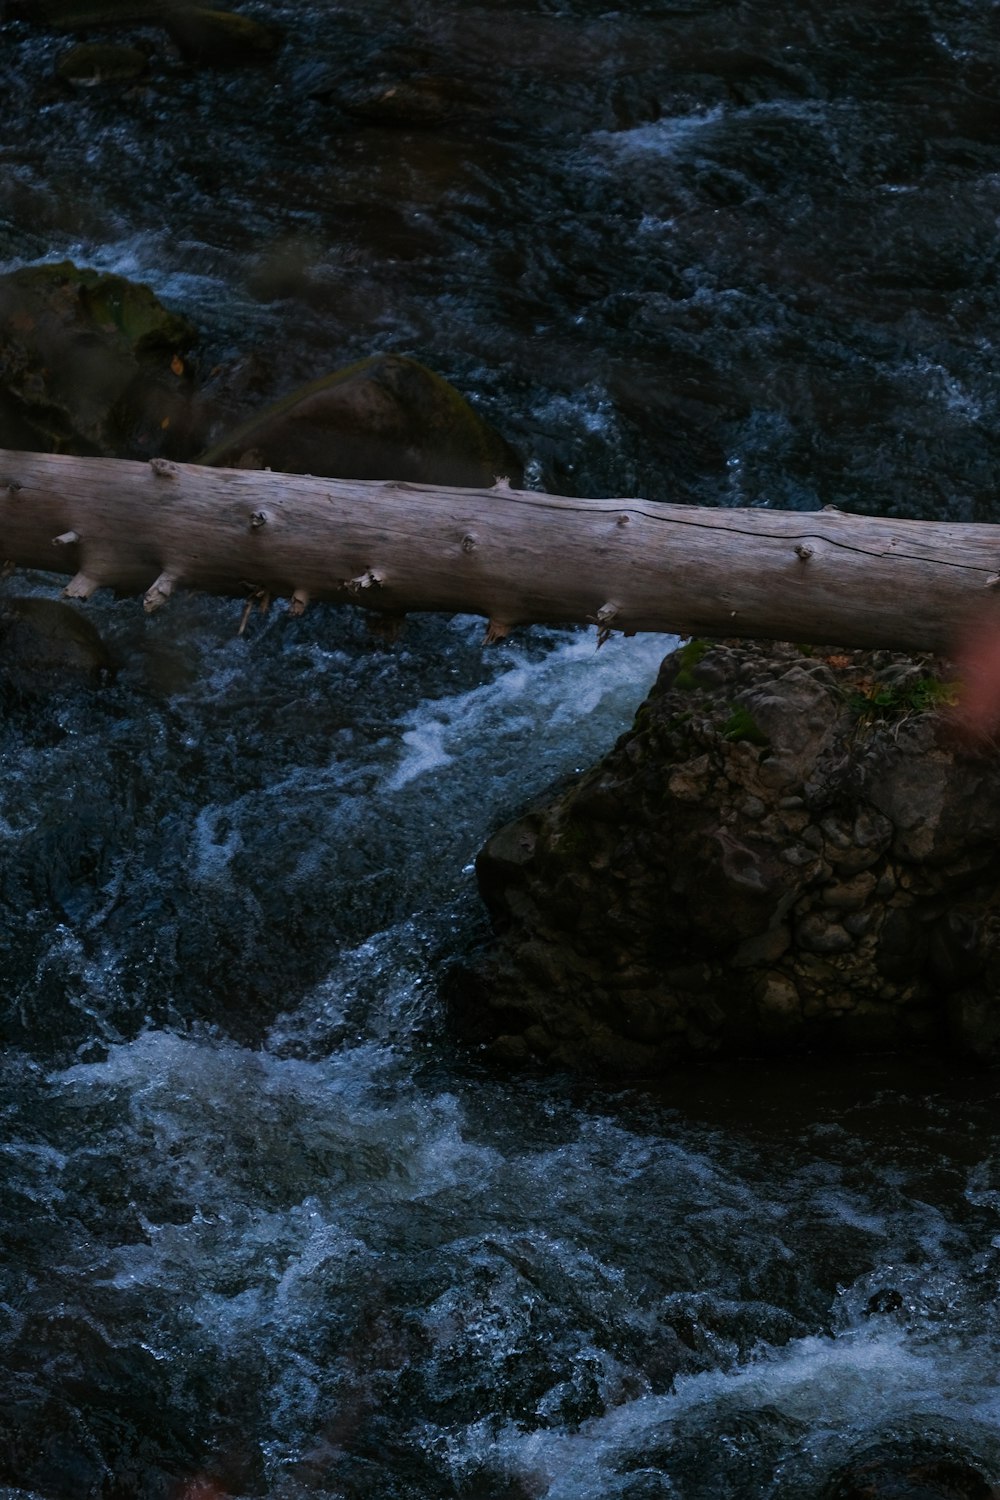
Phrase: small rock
[
  {"left": 822, "top": 872, "right": 877, "bottom": 911},
  {"left": 756, "top": 970, "right": 800, "bottom": 1018},
  {"left": 56, "top": 42, "right": 149, "bottom": 85},
  {"left": 338, "top": 76, "right": 478, "bottom": 128},
  {"left": 796, "top": 912, "right": 854, "bottom": 954},
  {"left": 864, "top": 1288, "right": 904, "bottom": 1316}
]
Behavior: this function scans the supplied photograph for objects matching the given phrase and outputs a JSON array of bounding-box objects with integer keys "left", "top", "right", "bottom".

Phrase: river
[{"left": 2, "top": 1, "right": 1000, "bottom": 1495}]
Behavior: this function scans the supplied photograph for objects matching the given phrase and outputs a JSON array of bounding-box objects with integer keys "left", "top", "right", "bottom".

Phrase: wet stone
[
  {"left": 462, "top": 640, "right": 1000, "bottom": 1071},
  {"left": 832, "top": 845, "right": 883, "bottom": 877},
  {"left": 821, "top": 1438, "right": 997, "bottom": 1500},
  {"left": 796, "top": 913, "right": 854, "bottom": 954},
  {"left": 56, "top": 42, "right": 149, "bottom": 84},
  {"left": 0, "top": 596, "right": 113, "bottom": 698}
]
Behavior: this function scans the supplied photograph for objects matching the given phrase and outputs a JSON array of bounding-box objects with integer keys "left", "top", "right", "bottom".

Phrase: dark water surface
[{"left": 3, "top": 0, "right": 1000, "bottom": 1495}]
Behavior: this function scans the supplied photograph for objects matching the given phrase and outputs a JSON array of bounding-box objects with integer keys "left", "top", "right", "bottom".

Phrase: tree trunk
[{"left": 1, "top": 446, "right": 998, "bottom": 652}]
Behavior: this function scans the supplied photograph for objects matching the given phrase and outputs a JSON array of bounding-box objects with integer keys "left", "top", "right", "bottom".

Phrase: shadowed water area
[{"left": 3, "top": 0, "right": 1000, "bottom": 1495}]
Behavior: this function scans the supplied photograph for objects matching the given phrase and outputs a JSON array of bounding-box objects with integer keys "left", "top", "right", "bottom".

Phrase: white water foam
[
  {"left": 486, "top": 1319, "right": 1000, "bottom": 1499},
  {"left": 49, "top": 1024, "right": 502, "bottom": 1300},
  {"left": 592, "top": 107, "right": 726, "bottom": 158},
  {"left": 387, "top": 624, "right": 677, "bottom": 792}
]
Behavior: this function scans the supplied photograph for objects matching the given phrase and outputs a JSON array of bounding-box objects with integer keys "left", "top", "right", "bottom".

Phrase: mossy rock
[
  {"left": 338, "top": 76, "right": 482, "bottom": 129},
  {"left": 461, "top": 640, "right": 1000, "bottom": 1073},
  {"left": 0, "top": 597, "right": 113, "bottom": 699},
  {"left": 200, "top": 354, "right": 524, "bottom": 488},
  {"left": 56, "top": 42, "right": 149, "bottom": 84},
  {"left": 721, "top": 705, "right": 770, "bottom": 746},
  {"left": 668, "top": 636, "right": 712, "bottom": 691},
  {"left": 0, "top": 260, "right": 197, "bottom": 458},
  {"left": 163, "top": 6, "right": 281, "bottom": 65}
]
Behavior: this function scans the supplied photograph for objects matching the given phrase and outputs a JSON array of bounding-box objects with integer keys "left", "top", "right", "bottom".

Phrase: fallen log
[{"left": 1, "top": 446, "right": 999, "bottom": 652}]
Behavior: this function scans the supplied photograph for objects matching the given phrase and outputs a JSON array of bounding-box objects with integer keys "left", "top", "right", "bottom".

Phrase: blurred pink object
[{"left": 951, "top": 611, "right": 1000, "bottom": 740}]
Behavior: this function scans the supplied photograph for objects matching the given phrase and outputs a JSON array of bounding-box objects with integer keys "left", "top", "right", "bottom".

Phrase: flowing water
[{"left": 3, "top": 1, "right": 1000, "bottom": 1495}]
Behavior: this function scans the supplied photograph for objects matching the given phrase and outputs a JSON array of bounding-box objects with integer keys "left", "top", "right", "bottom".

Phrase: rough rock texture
[
  {"left": 200, "top": 353, "right": 524, "bottom": 489},
  {"left": 458, "top": 640, "right": 1000, "bottom": 1073}
]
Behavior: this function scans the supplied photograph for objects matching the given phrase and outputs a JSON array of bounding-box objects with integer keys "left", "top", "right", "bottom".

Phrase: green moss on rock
[
  {"left": 163, "top": 7, "right": 281, "bottom": 65},
  {"left": 846, "top": 672, "right": 959, "bottom": 727},
  {"left": 670, "top": 637, "right": 712, "bottom": 691},
  {"left": 0, "top": 260, "right": 196, "bottom": 457},
  {"left": 721, "top": 705, "right": 770, "bottom": 746},
  {"left": 200, "top": 353, "right": 523, "bottom": 488}
]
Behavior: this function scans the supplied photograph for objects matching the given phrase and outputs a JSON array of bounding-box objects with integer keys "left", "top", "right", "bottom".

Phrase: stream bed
[{"left": 3, "top": 0, "right": 1000, "bottom": 1495}]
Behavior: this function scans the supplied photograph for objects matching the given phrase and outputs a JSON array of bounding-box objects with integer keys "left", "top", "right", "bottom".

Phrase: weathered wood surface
[{"left": 2, "top": 446, "right": 999, "bottom": 650}]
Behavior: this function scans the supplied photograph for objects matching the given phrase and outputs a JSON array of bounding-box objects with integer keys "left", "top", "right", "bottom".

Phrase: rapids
[{"left": 3, "top": 0, "right": 1000, "bottom": 1495}]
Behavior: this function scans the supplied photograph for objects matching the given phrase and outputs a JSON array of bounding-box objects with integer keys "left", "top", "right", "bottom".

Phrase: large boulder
[
  {"left": 199, "top": 354, "right": 524, "bottom": 489},
  {"left": 456, "top": 639, "right": 1000, "bottom": 1072},
  {"left": 0, "top": 261, "right": 197, "bottom": 458}
]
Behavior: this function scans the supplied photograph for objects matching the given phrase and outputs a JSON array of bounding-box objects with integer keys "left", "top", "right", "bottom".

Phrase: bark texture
[{"left": 2, "top": 447, "right": 1000, "bottom": 649}]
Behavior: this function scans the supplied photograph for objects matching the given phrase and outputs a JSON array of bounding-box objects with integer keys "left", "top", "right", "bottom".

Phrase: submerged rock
[
  {"left": 457, "top": 640, "right": 1000, "bottom": 1072},
  {"left": 822, "top": 1435, "right": 999, "bottom": 1499},
  {"left": 163, "top": 6, "right": 281, "bottom": 66},
  {"left": 0, "top": 260, "right": 196, "bottom": 458},
  {"left": 0, "top": 596, "right": 113, "bottom": 699},
  {"left": 55, "top": 42, "right": 149, "bottom": 84},
  {"left": 338, "top": 75, "right": 487, "bottom": 129},
  {"left": 200, "top": 353, "right": 523, "bottom": 488}
]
